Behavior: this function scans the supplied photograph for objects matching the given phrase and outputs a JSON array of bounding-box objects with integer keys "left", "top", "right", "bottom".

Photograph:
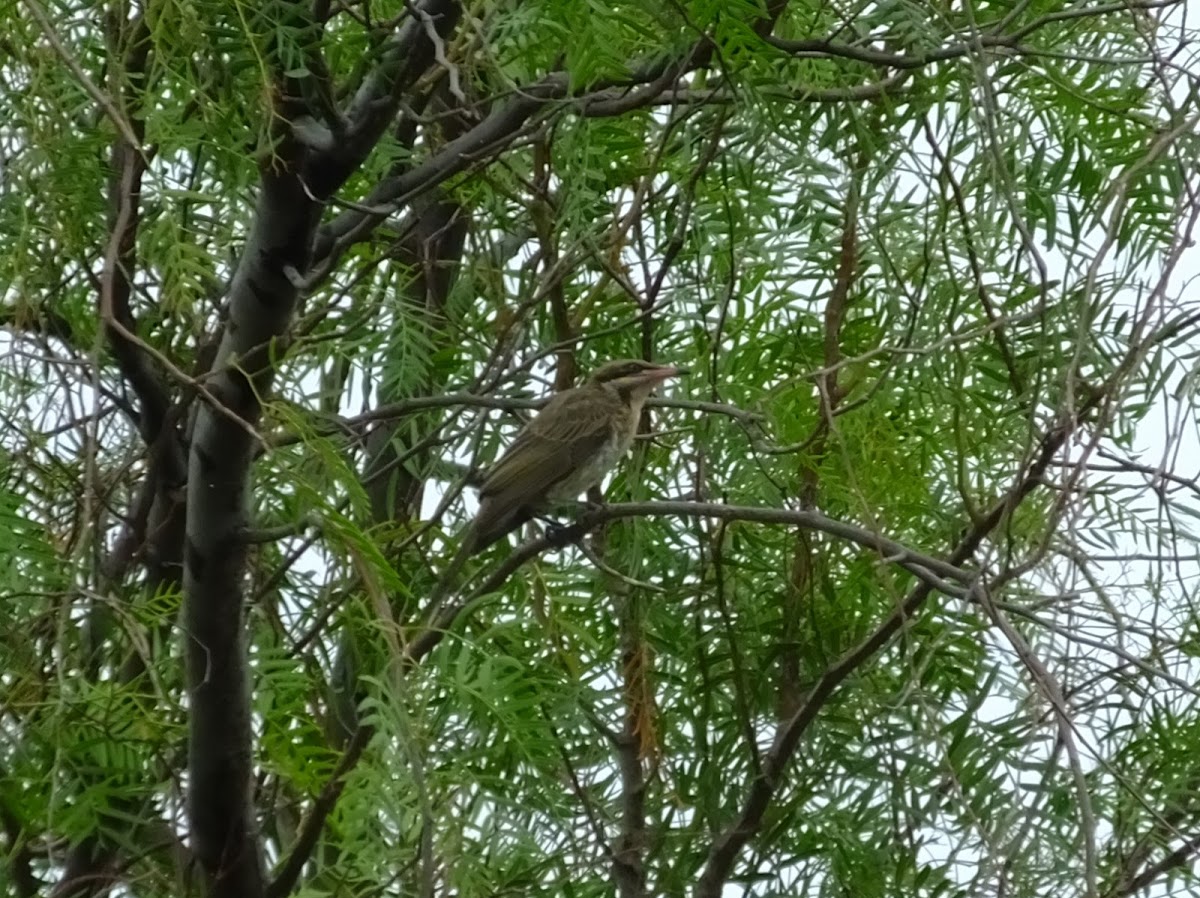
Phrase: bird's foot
[
  {"left": 535, "top": 512, "right": 564, "bottom": 529},
  {"left": 546, "top": 521, "right": 590, "bottom": 548},
  {"left": 534, "top": 512, "right": 572, "bottom": 545},
  {"left": 540, "top": 501, "right": 604, "bottom": 546}
]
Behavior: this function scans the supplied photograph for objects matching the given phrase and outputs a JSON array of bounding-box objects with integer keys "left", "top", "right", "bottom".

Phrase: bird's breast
[{"left": 546, "top": 420, "right": 635, "bottom": 501}]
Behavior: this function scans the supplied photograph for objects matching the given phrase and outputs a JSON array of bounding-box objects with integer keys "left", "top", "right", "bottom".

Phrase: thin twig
[{"left": 22, "top": 0, "right": 143, "bottom": 149}]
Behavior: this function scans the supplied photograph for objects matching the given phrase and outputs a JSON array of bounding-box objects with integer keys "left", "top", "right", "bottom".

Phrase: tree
[{"left": 2, "top": 0, "right": 1199, "bottom": 895}]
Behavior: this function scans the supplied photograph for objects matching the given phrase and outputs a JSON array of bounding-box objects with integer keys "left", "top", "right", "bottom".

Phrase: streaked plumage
[{"left": 465, "top": 358, "right": 684, "bottom": 554}]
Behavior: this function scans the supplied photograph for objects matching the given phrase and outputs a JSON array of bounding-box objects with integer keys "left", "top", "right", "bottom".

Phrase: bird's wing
[{"left": 479, "top": 389, "right": 619, "bottom": 505}]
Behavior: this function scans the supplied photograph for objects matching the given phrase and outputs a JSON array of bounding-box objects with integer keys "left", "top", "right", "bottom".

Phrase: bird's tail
[
  {"left": 423, "top": 507, "right": 533, "bottom": 620},
  {"left": 468, "top": 506, "right": 533, "bottom": 555},
  {"left": 424, "top": 532, "right": 478, "bottom": 621}
]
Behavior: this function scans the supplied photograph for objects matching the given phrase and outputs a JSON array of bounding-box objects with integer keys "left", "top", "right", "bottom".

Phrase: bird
[
  {"left": 423, "top": 358, "right": 684, "bottom": 617},
  {"left": 462, "top": 357, "right": 686, "bottom": 555}
]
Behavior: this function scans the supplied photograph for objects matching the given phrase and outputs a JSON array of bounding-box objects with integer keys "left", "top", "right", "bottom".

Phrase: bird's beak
[{"left": 647, "top": 365, "right": 687, "bottom": 381}]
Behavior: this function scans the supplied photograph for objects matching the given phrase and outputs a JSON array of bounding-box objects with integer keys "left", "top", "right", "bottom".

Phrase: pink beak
[{"left": 646, "top": 365, "right": 686, "bottom": 381}]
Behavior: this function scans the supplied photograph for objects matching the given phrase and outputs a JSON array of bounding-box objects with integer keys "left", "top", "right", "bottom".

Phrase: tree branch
[
  {"left": 577, "top": 502, "right": 973, "bottom": 584},
  {"left": 270, "top": 476, "right": 964, "bottom": 895},
  {"left": 20, "top": 0, "right": 143, "bottom": 148},
  {"left": 309, "top": 83, "right": 559, "bottom": 280},
  {"left": 764, "top": 0, "right": 1181, "bottom": 70},
  {"left": 694, "top": 405, "right": 1093, "bottom": 895},
  {"left": 1114, "top": 830, "right": 1200, "bottom": 897},
  {"left": 338, "top": 0, "right": 463, "bottom": 167},
  {"left": 305, "top": 0, "right": 796, "bottom": 279}
]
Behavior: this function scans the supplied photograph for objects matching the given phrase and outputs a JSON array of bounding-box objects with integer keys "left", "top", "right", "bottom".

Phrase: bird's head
[{"left": 587, "top": 358, "right": 686, "bottom": 400}]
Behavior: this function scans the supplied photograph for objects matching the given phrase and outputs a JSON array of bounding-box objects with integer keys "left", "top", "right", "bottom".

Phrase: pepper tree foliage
[{"left": 1, "top": 0, "right": 1199, "bottom": 895}]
